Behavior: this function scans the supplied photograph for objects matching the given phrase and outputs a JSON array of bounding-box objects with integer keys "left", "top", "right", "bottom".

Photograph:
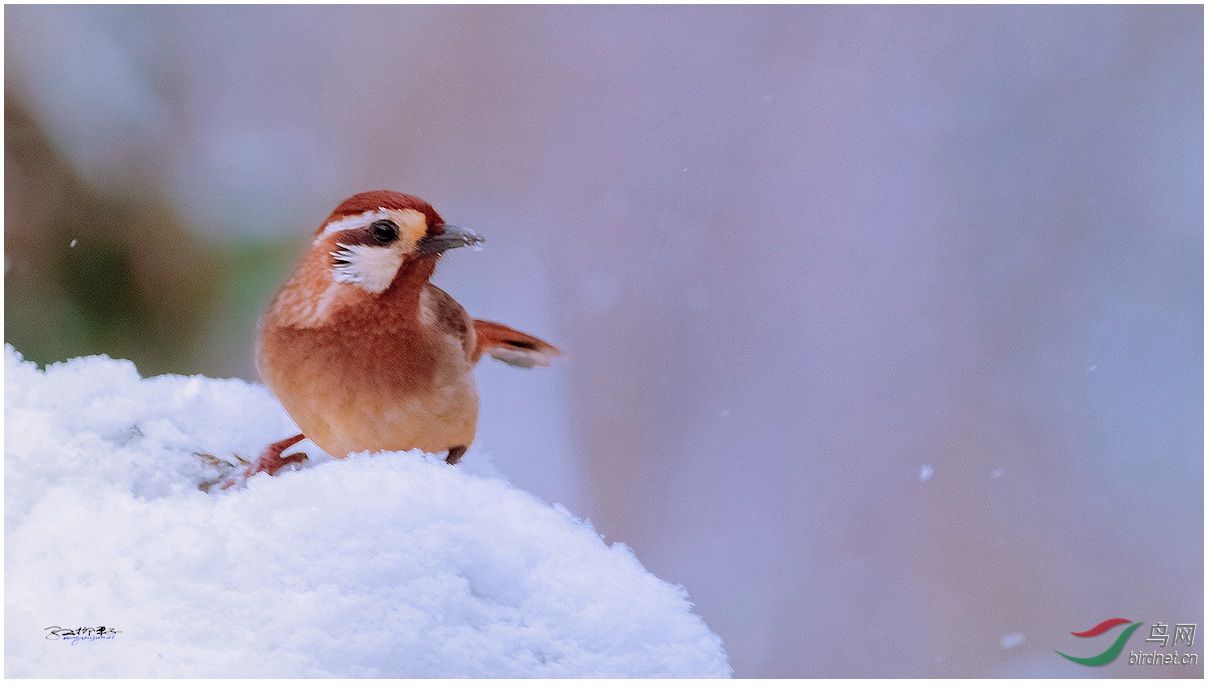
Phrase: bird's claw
[
  {"left": 246, "top": 450, "right": 309, "bottom": 478},
  {"left": 195, "top": 439, "right": 308, "bottom": 493}
]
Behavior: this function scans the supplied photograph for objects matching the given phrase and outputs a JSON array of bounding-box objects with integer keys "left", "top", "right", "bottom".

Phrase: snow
[
  {"left": 1000, "top": 633, "right": 1026, "bottom": 650},
  {"left": 4, "top": 346, "right": 731, "bottom": 677}
]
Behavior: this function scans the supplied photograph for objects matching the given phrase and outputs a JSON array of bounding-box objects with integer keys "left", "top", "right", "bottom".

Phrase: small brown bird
[{"left": 243, "top": 190, "right": 558, "bottom": 479}]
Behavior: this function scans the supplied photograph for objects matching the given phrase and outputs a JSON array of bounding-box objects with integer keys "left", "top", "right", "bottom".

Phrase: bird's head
[{"left": 312, "top": 190, "right": 483, "bottom": 293}]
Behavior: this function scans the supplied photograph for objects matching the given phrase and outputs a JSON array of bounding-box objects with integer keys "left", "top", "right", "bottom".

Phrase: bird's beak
[{"left": 417, "top": 225, "right": 484, "bottom": 255}]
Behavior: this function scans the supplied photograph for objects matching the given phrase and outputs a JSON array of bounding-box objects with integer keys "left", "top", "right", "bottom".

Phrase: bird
[{"left": 232, "top": 190, "right": 559, "bottom": 482}]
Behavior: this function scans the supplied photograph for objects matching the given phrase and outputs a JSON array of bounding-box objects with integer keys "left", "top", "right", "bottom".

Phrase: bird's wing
[{"left": 472, "top": 319, "right": 561, "bottom": 368}]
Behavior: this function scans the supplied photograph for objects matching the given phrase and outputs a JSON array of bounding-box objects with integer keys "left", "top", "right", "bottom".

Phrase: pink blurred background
[{"left": 5, "top": 5, "right": 1202, "bottom": 677}]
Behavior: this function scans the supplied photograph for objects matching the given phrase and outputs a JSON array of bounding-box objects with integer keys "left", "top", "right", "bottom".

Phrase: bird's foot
[
  {"left": 197, "top": 434, "right": 308, "bottom": 492},
  {"left": 246, "top": 433, "right": 309, "bottom": 478}
]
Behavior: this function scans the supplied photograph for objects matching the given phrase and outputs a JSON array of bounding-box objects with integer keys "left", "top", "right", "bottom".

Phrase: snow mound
[{"left": 4, "top": 347, "right": 731, "bottom": 677}]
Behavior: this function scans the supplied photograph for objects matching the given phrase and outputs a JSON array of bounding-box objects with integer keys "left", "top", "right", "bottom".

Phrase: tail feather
[{"left": 473, "top": 319, "right": 560, "bottom": 368}]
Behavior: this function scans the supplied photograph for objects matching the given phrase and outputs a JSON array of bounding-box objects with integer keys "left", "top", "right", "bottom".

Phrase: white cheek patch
[
  {"left": 330, "top": 243, "right": 405, "bottom": 293},
  {"left": 316, "top": 207, "right": 430, "bottom": 293}
]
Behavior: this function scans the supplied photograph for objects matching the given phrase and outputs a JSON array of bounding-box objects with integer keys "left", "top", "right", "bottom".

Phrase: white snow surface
[{"left": 4, "top": 347, "right": 731, "bottom": 677}]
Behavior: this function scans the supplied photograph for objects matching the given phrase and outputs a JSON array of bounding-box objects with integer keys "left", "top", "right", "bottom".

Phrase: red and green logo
[{"left": 1056, "top": 618, "right": 1144, "bottom": 667}]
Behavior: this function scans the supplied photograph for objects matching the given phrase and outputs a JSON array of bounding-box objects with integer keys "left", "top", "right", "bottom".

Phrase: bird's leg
[
  {"left": 445, "top": 446, "right": 467, "bottom": 465},
  {"left": 245, "top": 433, "right": 309, "bottom": 478}
]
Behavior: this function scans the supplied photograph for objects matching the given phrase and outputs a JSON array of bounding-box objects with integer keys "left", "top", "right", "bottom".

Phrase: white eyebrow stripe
[{"left": 314, "top": 208, "right": 390, "bottom": 242}]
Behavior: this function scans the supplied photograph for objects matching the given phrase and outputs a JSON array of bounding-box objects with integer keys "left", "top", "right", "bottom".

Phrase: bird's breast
[{"left": 258, "top": 320, "right": 479, "bottom": 459}]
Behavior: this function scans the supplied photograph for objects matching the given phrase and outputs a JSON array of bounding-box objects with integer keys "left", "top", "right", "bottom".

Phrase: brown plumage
[{"left": 244, "top": 190, "right": 558, "bottom": 478}]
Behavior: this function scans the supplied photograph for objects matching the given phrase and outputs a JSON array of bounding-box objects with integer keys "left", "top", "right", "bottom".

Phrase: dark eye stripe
[{"left": 326, "top": 227, "right": 388, "bottom": 248}]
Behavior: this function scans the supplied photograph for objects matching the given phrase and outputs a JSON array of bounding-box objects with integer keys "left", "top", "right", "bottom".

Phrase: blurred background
[{"left": 4, "top": 5, "right": 1202, "bottom": 677}]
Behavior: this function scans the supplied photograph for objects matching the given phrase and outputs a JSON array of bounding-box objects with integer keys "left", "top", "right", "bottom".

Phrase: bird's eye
[{"left": 370, "top": 220, "right": 399, "bottom": 244}]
